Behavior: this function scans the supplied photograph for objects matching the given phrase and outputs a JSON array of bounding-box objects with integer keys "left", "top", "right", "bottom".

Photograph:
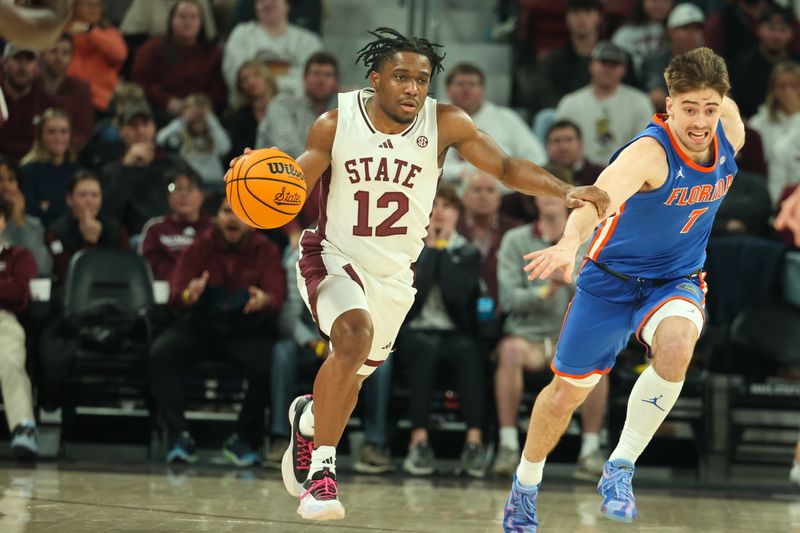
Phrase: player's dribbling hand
[
  {"left": 227, "top": 147, "right": 253, "bottom": 172},
  {"left": 227, "top": 146, "right": 280, "bottom": 171},
  {"left": 565, "top": 185, "right": 610, "bottom": 218},
  {"left": 225, "top": 146, "right": 282, "bottom": 183},
  {"left": 523, "top": 240, "right": 579, "bottom": 282}
]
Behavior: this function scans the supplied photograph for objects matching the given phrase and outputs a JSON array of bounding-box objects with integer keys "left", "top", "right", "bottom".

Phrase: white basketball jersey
[{"left": 320, "top": 88, "right": 440, "bottom": 278}]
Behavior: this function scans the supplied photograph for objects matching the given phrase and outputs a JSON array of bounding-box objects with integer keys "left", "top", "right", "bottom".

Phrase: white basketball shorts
[{"left": 296, "top": 230, "right": 416, "bottom": 376}]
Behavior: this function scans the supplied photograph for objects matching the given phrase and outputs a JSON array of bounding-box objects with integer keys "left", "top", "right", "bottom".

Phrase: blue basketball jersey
[{"left": 586, "top": 114, "right": 738, "bottom": 279}]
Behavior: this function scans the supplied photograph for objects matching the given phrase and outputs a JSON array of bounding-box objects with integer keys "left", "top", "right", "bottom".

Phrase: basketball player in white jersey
[
  {"left": 0, "top": 0, "right": 74, "bottom": 126},
  {"left": 232, "top": 27, "right": 608, "bottom": 521}
]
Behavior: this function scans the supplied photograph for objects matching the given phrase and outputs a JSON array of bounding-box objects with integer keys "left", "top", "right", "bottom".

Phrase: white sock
[
  {"left": 299, "top": 400, "right": 315, "bottom": 436},
  {"left": 310, "top": 445, "right": 337, "bottom": 477},
  {"left": 516, "top": 455, "right": 545, "bottom": 488},
  {"left": 579, "top": 432, "right": 600, "bottom": 459},
  {"left": 499, "top": 426, "right": 519, "bottom": 451},
  {"left": 609, "top": 365, "right": 684, "bottom": 464}
]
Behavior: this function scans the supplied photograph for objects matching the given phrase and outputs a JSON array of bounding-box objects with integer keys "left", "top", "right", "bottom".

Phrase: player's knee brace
[{"left": 557, "top": 373, "right": 602, "bottom": 388}]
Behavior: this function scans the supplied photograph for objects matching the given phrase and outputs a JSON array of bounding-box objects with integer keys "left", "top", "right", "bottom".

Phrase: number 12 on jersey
[
  {"left": 680, "top": 207, "right": 708, "bottom": 234},
  {"left": 352, "top": 191, "right": 409, "bottom": 237}
]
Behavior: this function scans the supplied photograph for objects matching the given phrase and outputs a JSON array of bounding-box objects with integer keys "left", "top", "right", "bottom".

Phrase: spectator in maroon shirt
[
  {"left": 131, "top": 0, "right": 226, "bottom": 125},
  {"left": 138, "top": 168, "right": 212, "bottom": 281},
  {"left": 0, "top": 195, "right": 39, "bottom": 460},
  {"left": 150, "top": 196, "right": 286, "bottom": 465},
  {"left": 38, "top": 34, "right": 95, "bottom": 149},
  {"left": 0, "top": 45, "right": 55, "bottom": 162},
  {"left": 46, "top": 170, "right": 129, "bottom": 284}
]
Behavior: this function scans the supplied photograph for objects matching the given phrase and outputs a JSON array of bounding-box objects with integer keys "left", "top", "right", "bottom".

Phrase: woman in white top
[
  {"left": 749, "top": 62, "right": 800, "bottom": 171},
  {"left": 612, "top": 0, "right": 673, "bottom": 76}
]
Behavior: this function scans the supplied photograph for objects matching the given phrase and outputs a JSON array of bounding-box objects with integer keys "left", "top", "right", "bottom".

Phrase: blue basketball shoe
[
  {"left": 598, "top": 459, "right": 637, "bottom": 523},
  {"left": 502, "top": 473, "right": 539, "bottom": 532}
]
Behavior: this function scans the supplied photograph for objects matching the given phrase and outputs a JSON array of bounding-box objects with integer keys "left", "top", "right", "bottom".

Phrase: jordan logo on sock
[{"left": 642, "top": 395, "right": 665, "bottom": 411}]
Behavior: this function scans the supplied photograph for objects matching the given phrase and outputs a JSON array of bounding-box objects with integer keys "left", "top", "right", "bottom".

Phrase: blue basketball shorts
[{"left": 551, "top": 260, "right": 707, "bottom": 379}]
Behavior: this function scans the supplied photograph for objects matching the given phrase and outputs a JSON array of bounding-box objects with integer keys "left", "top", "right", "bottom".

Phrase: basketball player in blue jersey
[
  {"left": 501, "top": 46, "right": 745, "bottom": 531},
  {"left": 231, "top": 27, "right": 609, "bottom": 521}
]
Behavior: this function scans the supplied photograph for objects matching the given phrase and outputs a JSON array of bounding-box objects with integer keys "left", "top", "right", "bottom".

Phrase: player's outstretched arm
[
  {"left": 440, "top": 104, "right": 610, "bottom": 217},
  {"left": 523, "top": 136, "right": 667, "bottom": 282},
  {"left": 720, "top": 95, "right": 746, "bottom": 155},
  {"left": 0, "top": 0, "right": 74, "bottom": 50}
]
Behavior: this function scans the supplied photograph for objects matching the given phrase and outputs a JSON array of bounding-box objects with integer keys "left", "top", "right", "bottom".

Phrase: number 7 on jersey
[{"left": 680, "top": 207, "right": 708, "bottom": 234}]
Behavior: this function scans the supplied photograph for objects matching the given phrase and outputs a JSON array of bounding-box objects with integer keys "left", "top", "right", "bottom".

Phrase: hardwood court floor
[{"left": 1, "top": 461, "right": 799, "bottom": 533}]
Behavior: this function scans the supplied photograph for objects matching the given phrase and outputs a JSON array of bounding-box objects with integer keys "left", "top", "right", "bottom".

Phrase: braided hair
[{"left": 355, "top": 27, "right": 445, "bottom": 79}]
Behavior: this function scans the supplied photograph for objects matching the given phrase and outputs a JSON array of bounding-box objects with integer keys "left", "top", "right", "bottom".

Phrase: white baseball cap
[{"left": 667, "top": 4, "right": 705, "bottom": 29}]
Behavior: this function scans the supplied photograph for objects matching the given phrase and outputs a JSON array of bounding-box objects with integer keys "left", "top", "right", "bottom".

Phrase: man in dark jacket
[
  {"left": 396, "top": 184, "right": 487, "bottom": 478},
  {"left": 150, "top": 196, "right": 286, "bottom": 466},
  {"left": 46, "top": 171, "right": 128, "bottom": 284},
  {"left": 100, "top": 101, "right": 188, "bottom": 237}
]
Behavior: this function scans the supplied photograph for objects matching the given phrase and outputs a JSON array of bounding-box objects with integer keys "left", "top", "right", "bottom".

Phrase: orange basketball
[{"left": 225, "top": 148, "right": 307, "bottom": 229}]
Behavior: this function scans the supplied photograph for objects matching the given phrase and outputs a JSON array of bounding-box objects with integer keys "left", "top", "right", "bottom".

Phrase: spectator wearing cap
[
  {"left": 611, "top": 0, "right": 674, "bottom": 78},
  {"left": 38, "top": 34, "right": 95, "bottom": 150},
  {"left": 732, "top": 6, "right": 799, "bottom": 119},
  {"left": 138, "top": 168, "right": 212, "bottom": 282},
  {"left": 101, "top": 101, "right": 189, "bottom": 237},
  {"left": 66, "top": 0, "right": 128, "bottom": 113},
  {"left": 515, "top": 0, "right": 603, "bottom": 118},
  {"left": 639, "top": 3, "right": 705, "bottom": 112},
  {"left": 0, "top": 194, "right": 40, "bottom": 460},
  {"left": 80, "top": 83, "right": 147, "bottom": 171},
  {"left": 46, "top": 170, "right": 129, "bottom": 283},
  {"left": 0, "top": 45, "right": 56, "bottom": 162},
  {"left": 555, "top": 41, "right": 654, "bottom": 166},
  {"left": 442, "top": 62, "right": 546, "bottom": 191}
]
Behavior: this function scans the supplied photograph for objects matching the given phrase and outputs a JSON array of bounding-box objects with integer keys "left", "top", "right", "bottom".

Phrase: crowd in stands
[{"left": 0, "top": 0, "right": 799, "bottom": 482}]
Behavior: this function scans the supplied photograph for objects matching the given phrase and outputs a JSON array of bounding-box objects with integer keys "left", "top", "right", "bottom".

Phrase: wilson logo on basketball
[
  {"left": 273, "top": 187, "right": 303, "bottom": 206},
  {"left": 266, "top": 162, "right": 303, "bottom": 179}
]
